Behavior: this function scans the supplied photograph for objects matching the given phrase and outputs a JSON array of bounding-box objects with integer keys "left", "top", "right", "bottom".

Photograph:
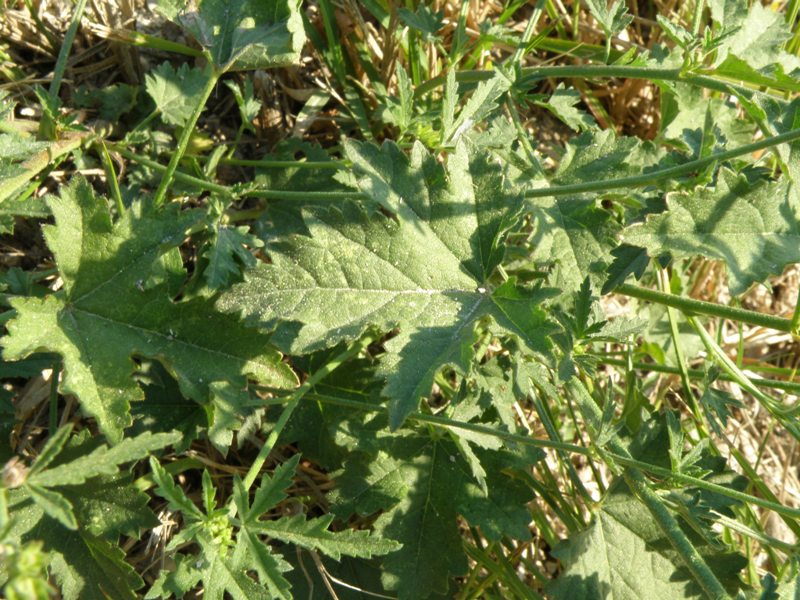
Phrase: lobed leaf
[
  {"left": 331, "top": 429, "right": 538, "bottom": 600},
  {"left": 251, "top": 514, "right": 401, "bottom": 560},
  {"left": 548, "top": 486, "right": 746, "bottom": 599},
  {"left": 145, "top": 62, "right": 212, "bottom": 127},
  {"left": 219, "top": 141, "right": 553, "bottom": 427},
  {"left": 2, "top": 178, "right": 296, "bottom": 442},
  {"left": 4, "top": 489, "right": 143, "bottom": 600},
  {"left": 157, "top": 0, "right": 305, "bottom": 72},
  {"left": 28, "top": 431, "right": 180, "bottom": 487},
  {"left": 622, "top": 169, "right": 800, "bottom": 295}
]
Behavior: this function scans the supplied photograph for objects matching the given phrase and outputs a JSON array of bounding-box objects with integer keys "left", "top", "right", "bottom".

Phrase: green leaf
[
  {"left": 200, "top": 539, "right": 272, "bottom": 600},
  {"left": 442, "top": 72, "right": 511, "bottom": 144},
  {"left": 24, "top": 485, "right": 77, "bottom": 530},
  {"left": 149, "top": 457, "right": 205, "bottom": 521},
  {"left": 0, "top": 133, "right": 51, "bottom": 205},
  {"left": 530, "top": 196, "right": 619, "bottom": 292},
  {"left": 622, "top": 169, "right": 800, "bottom": 295},
  {"left": 236, "top": 529, "right": 293, "bottom": 599},
  {"left": 331, "top": 428, "right": 537, "bottom": 599},
  {"left": 601, "top": 244, "right": 650, "bottom": 293},
  {"left": 537, "top": 84, "right": 596, "bottom": 132},
  {"left": 2, "top": 178, "right": 296, "bottom": 442},
  {"left": 548, "top": 501, "right": 697, "bottom": 599},
  {"left": 709, "top": 0, "right": 800, "bottom": 82},
  {"left": 130, "top": 361, "right": 205, "bottom": 452},
  {"left": 62, "top": 472, "right": 158, "bottom": 538},
  {"left": 252, "top": 514, "right": 401, "bottom": 560},
  {"left": 0, "top": 540, "right": 52, "bottom": 600},
  {"left": 774, "top": 574, "right": 800, "bottom": 599},
  {"left": 238, "top": 455, "right": 300, "bottom": 522},
  {"left": 656, "top": 82, "right": 755, "bottom": 155},
  {"left": 584, "top": 0, "right": 633, "bottom": 38},
  {"left": 219, "top": 141, "right": 552, "bottom": 427},
  {"left": 150, "top": 452, "right": 393, "bottom": 600},
  {"left": 144, "top": 553, "right": 203, "bottom": 599},
  {"left": 0, "top": 432, "right": 158, "bottom": 598},
  {"left": 28, "top": 430, "right": 179, "bottom": 487},
  {"left": 145, "top": 62, "right": 212, "bottom": 127},
  {"left": 5, "top": 429, "right": 159, "bottom": 541},
  {"left": 4, "top": 492, "right": 142, "bottom": 600},
  {"left": 73, "top": 83, "right": 139, "bottom": 122},
  {"left": 699, "top": 384, "right": 744, "bottom": 437},
  {"left": 158, "top": 0, "right": 305, "bottom": 72},
  {"left": 397, "top": 5, "right": 443, "bottom": 41},
  {"left": 548, "top": 482, "right": 746, "bottom": 599},
  {"left": 26, "top": 424, "right": 73, "bottom": 477},
  {"left": 553, "top": 129, "right": 666, "bottom": 186},
  {"left": 206, "top": 382, "right": 252, "bottom": 454},
  {"left": 202, "top": 222, "right": 263, "bottom": 290},
  {"left": 223, "top": 79, "right": 261, "bottom": 131},
  {"left": 0, "top": 134, "right": 47, "bottom": 162}
]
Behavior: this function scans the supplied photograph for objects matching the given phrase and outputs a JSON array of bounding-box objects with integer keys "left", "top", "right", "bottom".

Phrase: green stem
[
  {"left": 48, "top": 0, "right": 88, "bottom": 98},
  {"left": 417, "top": 64, "right": 771, "bottom": 100},
  {"left": 23, "top": 0, "right": 58, "bottom": 50},
  {"left": 595, "top": 357, "right": 800, "bottom": 394},
  {"left": 599, "top": 350, "right": 800, "bottom": 377},
  {"left": 271, "top": 383, "right": 800, "bottom": 523},
  {"left": 97, "top": 141, "right": 124, "bottom": 214},
  {"left": 691, "top": 0, "right": 705, "bottom": 36},
  {"left": 112, "top": 145, "right": 367, "bottom": 203},
  {"left": 152, "top": 66, "right": 219, "bottom": 206},
  {"left": 99, "top": 27, "right": 204, "bottom": 58},
  {"left": 244, "top": 189, "right": 366, "bottom": 201},
  {"left": 217, "top": 157, "right": 347, "bottom": 170},
  {"left": 0, "top": 132, "right": 90, "bottom": 203},
  {"left": 688, "top": 316, "right": 774, "bottom": 404},
  {"left": 791, "top": 292, "right": 800, "bottom": 335},
  {"left": 711, "top": 513, "right": 797, "bottom": 554},
  {"left": 126, "top": 110, "right": 159, "bottom": 138},
  {"left": 48, "top": 361, "right": 60, "bottom": 435},
  {"left": 609, "top": 452, "right": 800, "bottom": 521},
  {"left": 241, "top": 335, "right": 374, "bottom": 491},
  {"left": 124, "top": 127, "right": 800, "bottom": 207},
  {"left": 525, "top": 127, "right": 800, "bottom": 198},
  {"left": 616, "top": 284, "right": 794, "bottom": 333},
  {"left": 509, "top": 1, "right": 545, "bottom": 65},
  {"left": 623, "top": 468, "right": 728, "bottom": 600},
  {"left": 110, "top": 145, "right": 231, "bottom": 196},
  {"left": 259, "top": 389, "right": 591, "bottom": 455},
  {"left": 728, "top": 446, "right": 800, "bottom": 539},
  {"left": 658, "top": 270, "right": 701, "bottom": 422}
]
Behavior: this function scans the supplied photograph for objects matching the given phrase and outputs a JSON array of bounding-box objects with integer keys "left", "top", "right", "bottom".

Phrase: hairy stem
[
  {"left": 616, "top": 283, "right": 794, "bottom": 332},
  {"left": 416, "top": 64, "right": 781, "bottom": 99},
  {"left": 525, "top": 127, "right": 800, "bottom": 198}
]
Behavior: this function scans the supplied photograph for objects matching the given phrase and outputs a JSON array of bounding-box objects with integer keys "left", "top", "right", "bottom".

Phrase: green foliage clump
[{"left": 2, "top": 0, "right": 800, "bottom": 598}]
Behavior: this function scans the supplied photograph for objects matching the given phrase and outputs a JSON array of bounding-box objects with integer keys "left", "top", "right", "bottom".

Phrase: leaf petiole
[
  {"left": 241, "top": 334, "right": 376, "bottom": 492},
  {"left": 152, "top": 64, "right": 220, "bottom": 207}
]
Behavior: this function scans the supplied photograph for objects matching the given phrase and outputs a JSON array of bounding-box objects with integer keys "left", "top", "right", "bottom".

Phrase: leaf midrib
[{"left": 252, "top": 286, "right": 480, "bottom": 296}]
